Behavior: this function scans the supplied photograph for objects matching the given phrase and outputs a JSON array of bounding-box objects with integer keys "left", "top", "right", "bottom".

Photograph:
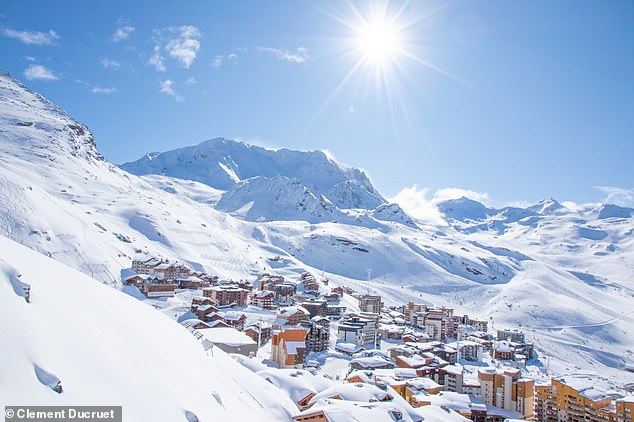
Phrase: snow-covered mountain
[
  {"left": 1, "top": 72, "right": 633, "bottom": 390},
  {"left": 121, "top": 137, "right": 386, "bottom": 212}
]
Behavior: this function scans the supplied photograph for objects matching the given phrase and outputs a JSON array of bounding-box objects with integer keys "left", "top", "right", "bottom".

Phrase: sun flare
[{"left": 356, "top": 16, "right": 401, "bottom": 67}]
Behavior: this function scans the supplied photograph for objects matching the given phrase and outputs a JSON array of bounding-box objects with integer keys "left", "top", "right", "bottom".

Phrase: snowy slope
[
  {"left": 0, "top": 235, "right": 298, "bottom": 421},
  {"left": 1, "top": 73, "right": 633, "bottom": 388}
]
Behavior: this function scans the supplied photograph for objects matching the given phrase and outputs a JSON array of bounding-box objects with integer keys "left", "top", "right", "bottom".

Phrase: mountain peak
[
  {"left": 120, "top": 138, "right": 385, "bottom": 210},
  {"left": 528, "top": 197, "right": 565, "bottom": 214},
  {"left": 0, "top": 73, "right": 103, "bottom": 163}
]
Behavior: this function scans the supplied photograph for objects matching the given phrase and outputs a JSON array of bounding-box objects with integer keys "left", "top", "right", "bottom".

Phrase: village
[{"left": 124, "top": 254, "right": 634, "bottom": 422}]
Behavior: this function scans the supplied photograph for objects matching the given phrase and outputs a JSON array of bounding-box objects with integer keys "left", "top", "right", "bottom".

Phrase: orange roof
[{"left": 280, "top": 328, "right": 308, "bottom": 342}]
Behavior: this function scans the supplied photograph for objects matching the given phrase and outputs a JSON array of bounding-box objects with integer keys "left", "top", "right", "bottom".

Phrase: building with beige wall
[{"left": 478, "top": 368, "right": 534, "bottom": 420}]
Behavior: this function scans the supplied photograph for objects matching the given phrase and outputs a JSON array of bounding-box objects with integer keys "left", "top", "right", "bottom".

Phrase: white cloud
[
  {"left": 256, "top": 46, "right": 309, "bottom": 63},
  {"left": 92, "top": 86, "right": 118, "bottom": 95},
  {"left": 3, "top": 29, "right": 60, "bottom": 45},
  {"left": 212, "top": 53, "right": 237, "bottom": 68},
  {"left": 101, "top": 58, "right": 121, "bottom": 69},
  {"left": 23, "top": 56, "right": 37, "bottom": 62},
  {"left": 165, "top": 25, "right": 201, "bottom": 68},
  {"left": 148, "top": 45, "right": 166, "bottom": 72},
  {"left": 433, "top": 187, "right": 490, "bottom": 205},
  {"left": 212, "top": 55, "right": 224, "bottom": 68},
  {"left": 595, "top": 186, "right": 634, "bottom": 207},
  {"left": 112, "top": 25, "right": 135, "bottom": 42},
  {"left": 390, "top": 185, "right": 446, "bottom": 225},
  {"left": 159, "top": 79, "right": 183, "bottom": 101},
  {"left": 148, "top": 25, "right": 201, "bottom": 71},
  {"left": 185, "top": 76, "right": 197, "bottom": 85},
  {"left": 23, "top": 64, "right": 58, "bottom": 81}
]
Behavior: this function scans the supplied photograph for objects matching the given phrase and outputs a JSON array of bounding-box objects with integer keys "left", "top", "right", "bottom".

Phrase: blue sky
[{"left": 1, "top": 1, "right": 633, "bottom": 209}]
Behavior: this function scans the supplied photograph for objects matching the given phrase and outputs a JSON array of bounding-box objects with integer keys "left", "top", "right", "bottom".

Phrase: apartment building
[
  {"left": 337, "top": 313, "right": 380, "bottom": 348},
  {"left": 478, "top": 368, "right": 534, "bottom": 420},
  {"left": 203, "top": 285, "right": 249, "bottom": 306},
  {"left": 535, "top": 376, "right": 634, "bottom": 422},
  {"left": 358, "top": 294, "right": 382, "bottom": 313}
]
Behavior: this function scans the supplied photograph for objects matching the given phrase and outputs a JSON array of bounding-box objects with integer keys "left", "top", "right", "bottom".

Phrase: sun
[{"left": 356, "top": 15, "right": 402, "bottom": 68}]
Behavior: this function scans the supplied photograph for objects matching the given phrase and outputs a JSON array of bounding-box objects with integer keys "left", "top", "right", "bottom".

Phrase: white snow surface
[
  {"left": 1, "top": 72, "right": 634, "bottom": 390},
  {"left": 0, "top": 235, "right": 297, "bottom": 421}
]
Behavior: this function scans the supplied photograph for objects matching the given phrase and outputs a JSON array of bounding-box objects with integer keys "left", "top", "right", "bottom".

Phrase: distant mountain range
[{"left": 1, "top": 72, "right": 633, "bottom": 388}]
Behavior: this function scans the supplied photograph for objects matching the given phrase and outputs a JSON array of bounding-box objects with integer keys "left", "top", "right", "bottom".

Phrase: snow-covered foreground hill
[
  {"left": 0, "top": 235, "right": 298, "bottom": 420},
  {"left": 1, "top": 72, "right": 633, "bottom": 388}
]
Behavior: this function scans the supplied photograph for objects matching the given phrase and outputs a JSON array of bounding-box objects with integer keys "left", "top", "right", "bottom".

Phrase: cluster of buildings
[
  {"left": 180, "top": 270, "right": 346, "bottom": 369},
  {"left": 535, "top": 376, "right": 633, "bottom": 422},
  {"left": 125, "top": 255, "right": 218, "bottom": 297},
  {"left": 126, "top": 259, "right": 632, "bottom": 421}
]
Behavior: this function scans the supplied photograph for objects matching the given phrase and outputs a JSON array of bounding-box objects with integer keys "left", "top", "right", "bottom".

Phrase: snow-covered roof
[
  {"left": 335, "top": 343, "right": 364, "bottom": 354},
  {"left": 308, "top": 382, "right": 392, "bottom": 405},
  {"left": 257, "top": 369, "right": 333, "bottom": 404},
  {"left": 284, "top": 341, "right": 306, "bottom": 355},
  {"left": 406, "top": 377, "right": 442, "bottom": 391},
  {"left": 194, "top": 327, "right": 256, "bottom": 347},
  {"left": 278, "top": 305, "right": 310, "bottom": 317},
  {"left": 415, "top": 404, "right": 471, "bottom": 421},
  {"left": 485, "top": 404, "right": 523, "bottom": 419},
  {"left": 442, "top": 364, "right": 464, "bottom": 376},
  {"left": 396, "top": 354, "right": 432, "bottom": 368},
  {"left": 220, "top": 311, "right": 246, "bottom": 321},
  {"left": 350, "top": 356, "right": 394, "bottom": 369},
  {"left": 374, "top": 368, "right": 419, "bottom": 380},
  {"left": 293, "top": 398, "right": 416, "bottom": 422},
  {"left": 413, "top": 391, "right": 472, "bottom": 414}
]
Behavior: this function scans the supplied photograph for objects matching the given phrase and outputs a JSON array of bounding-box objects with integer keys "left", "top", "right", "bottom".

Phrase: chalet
[
  {"left": 403, "top": 377, "right": 444, "bottom": 406},
  {"left": 433, "top": 344, "right": 458, "bottom": 364},
  {"left": 321, "top": 293, "right": 340, "bottom": 303},
  {"left": 194, "top": 306, "right": 223, "bottom": 323},
  {"left": 268, "top": 283, "right": 297, "bottom": 304},
  {"left": 300, "top": 272, "right": 320, "bottom": 292},
  {"left": 271, "top": 327, "right": 308, "bottom": 368},
  {"left": 236, "top": 280, "right": 254, "bottom": 291},
  {"left": 131, "top": 256, "right": 163, "bottom": 274},
  {"left": 257, "top": 273, "right": 285, "bottom": 290},
  {"left": 301, "top": 299, "right": 328, "bottom": 318},
  {"left": 139, "top": 280, "right": 178, "bottom": 298},
  {"left": 276, "top": 306, "right": 310, "bottom": 327},
  {"left": 334, "top": 343, "right": 364, "bottom": 356},
  {"left": 330, "top": 286, "right": 344, "bottom": 296},
  {"left": 250, "top": 290, "right": 276, "bottom": 310},
  {"left": 176, "top": 276, "right": 202, "bottom": 289},
  {"left": 244, "top": 322, "right": 272, "bottom": 345},
  {"left": 349, "top": 356, "right": 394, "bottom": 371},
  {"left": 206, "top": 320, "right": 230, "bottom": 329},
  {"left": 493, "top": 341, "right": 515, "bottom": 360},
  {"left": 150, "top": 263, "right": 172, "bottom": 280},
  {"left": 124, "top": 274, "right": 149, "bottom": 287},
  {"left": 395, "top": 354, "right": 435, "bottom": 370},
  {"left": 191, "top": 296, "right": 215, "bottom": 307},
  {"left": 220, "top": 311, "right": 247, "bottom": 331}
]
